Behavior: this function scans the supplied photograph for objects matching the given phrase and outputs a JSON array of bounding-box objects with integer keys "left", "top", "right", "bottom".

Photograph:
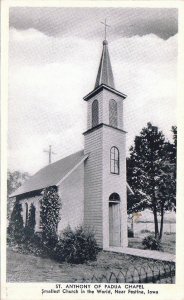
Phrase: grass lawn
[
  {"left": 128, "top": 233, "right": 175, "bottom": 254},
  {"left": 7, "top": 247, "right": 174, "bottom": 283}
]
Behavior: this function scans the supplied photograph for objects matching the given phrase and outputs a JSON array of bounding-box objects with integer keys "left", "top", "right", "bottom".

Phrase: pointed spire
[{"left": 95, "top": 40, "right": 115, "bottom": 89}]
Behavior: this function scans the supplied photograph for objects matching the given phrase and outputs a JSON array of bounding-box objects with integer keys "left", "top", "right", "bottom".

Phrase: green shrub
[
  {"left": 7, "top": 200, "right": 24, "bottom": 244},
  {"left": 14, "top": 233, "right": 46, "bottom": 257},
  {"left": 24, "top": 233, "right": 46, "bottom": 256},
  {"left": 27, "top": 232, "right": 58, "bottom": 258},
  {"left": 140, "top": 229, "right": 151, "bottom": 234},
  {"left": 54, "top": 226, "right": 99, "bottom": 264},
  {"left": 142, "top": 235, "right": 163, "bottom": 251},
  {"left": 164, "top": 231, "right": 175, "bottom": 235},
  {"left": 128, "top": 227, "right": 134, "bottom": 238},
  {"left": 40, "top": 187, "right": 61, "bottom": 250}
]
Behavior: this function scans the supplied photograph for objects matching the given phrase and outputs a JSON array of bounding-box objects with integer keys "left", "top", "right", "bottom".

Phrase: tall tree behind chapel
[{"left": 127, "top": 123, "right": 176, "bottom": 239}]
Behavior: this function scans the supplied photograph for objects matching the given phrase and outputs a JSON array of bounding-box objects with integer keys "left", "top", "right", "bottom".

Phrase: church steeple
[
  {"left": 95, "top": 40, "right": 115, "bottom": 89},
  {"left": 83, "top": 38, "right": 127, "bottom": 131},
  {"left": 83, "top": 32, "right": 128, "bottom": 249}
]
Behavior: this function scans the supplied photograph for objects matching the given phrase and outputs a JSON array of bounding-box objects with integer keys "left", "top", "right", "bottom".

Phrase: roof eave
[
  {"left": 9, "top": 188, "right": 44, "bottom": 199},
  {"left": 83, "top": 84, "right": 127, "bottom": 101}
]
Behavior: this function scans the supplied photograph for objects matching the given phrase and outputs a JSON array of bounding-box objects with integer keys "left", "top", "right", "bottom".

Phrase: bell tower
[{"left": 83, "top": 39, "right": 128, "bottom": 249}]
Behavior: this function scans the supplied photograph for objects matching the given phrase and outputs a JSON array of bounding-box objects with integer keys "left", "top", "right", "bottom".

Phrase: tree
[
  {"left": 156, "top": 126, "right": 176, "bottom": 239},
  {"left": 24, "top": 203, "right": 36, "bottom": 240},
  {"left": 7, "top": 170, "right": 30, "bottom": 219},
  {"left": 40, "top": 187, "right": 61, "bottom": 248},
  {"left": 7, "top": 199, "right": 24, "bottom": 243},
  {"left": 127, "top": 123, "right": 176, "bottom": 240},
  {"left": 7, "top": 170, "right": 30, "bottom": 195}
]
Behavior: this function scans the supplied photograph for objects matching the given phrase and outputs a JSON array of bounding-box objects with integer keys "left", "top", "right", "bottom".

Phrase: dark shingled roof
[{"left": 11, "top": 150, "right": 87, "bottom": 197}]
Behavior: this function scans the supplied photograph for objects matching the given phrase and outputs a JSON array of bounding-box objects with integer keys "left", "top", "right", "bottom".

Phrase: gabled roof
[
  {"left": 10, "top": 150, "right": 88, "bottom": 197},
  {"left": 95, "top": 40, "right": 115, "bottom": 89},
  {"left": 10, "top": 148, "right": 133, "bottom": 198}
]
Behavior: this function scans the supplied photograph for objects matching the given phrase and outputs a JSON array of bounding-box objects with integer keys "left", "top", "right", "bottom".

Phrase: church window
[
  {"left": 109, "top": 99, "right": 118, "bottom": 127},
  {"left": 109, "top": 193, "right": 120, "bottom": 202},
  {"left": 92, "top": 99, "right": 99, "bottom": 127},
  {"left": 25, "top": 203, "right": 28, "bottom": 226},
  {"left": 39, "top": 199, "right": 43, "bottom": 229},
  {"left": 110, "top": 146, "right": 119, "bottom": 174}
]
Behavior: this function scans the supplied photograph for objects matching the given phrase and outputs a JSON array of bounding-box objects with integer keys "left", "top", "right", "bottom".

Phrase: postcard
[{"left": 1, "top": 1, "right": 184, "bottom": 300}]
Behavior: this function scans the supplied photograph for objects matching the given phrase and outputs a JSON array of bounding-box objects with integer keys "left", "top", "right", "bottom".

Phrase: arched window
[
  {"left": 110, "top": 146, "right": 119, "bottom": 174},
  {"left": 25, "top": 203, "right": 28, "bottom": 226},
  {"left": 109, "top": 99, "right": 118, "bottom": 127},
  {"left": 92, "top": 99, "right": 99, "bottom": 127},
  {"left": 109, "top": 193, "right": 120, "bottom": 202}
]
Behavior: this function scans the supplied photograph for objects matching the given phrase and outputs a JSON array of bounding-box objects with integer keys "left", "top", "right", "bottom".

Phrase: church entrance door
[{"left": 109, "top": 193, "right": 121, "bottom": 247}]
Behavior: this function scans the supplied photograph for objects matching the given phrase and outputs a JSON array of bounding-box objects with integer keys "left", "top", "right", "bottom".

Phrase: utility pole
[{"left": 43, "top": 145, "right": 56, "bottom": 164}]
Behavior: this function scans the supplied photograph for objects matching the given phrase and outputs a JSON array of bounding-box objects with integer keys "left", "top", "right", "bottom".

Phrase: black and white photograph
[{"left": 2, "top": 1, "right": 183, "bottom": 297}]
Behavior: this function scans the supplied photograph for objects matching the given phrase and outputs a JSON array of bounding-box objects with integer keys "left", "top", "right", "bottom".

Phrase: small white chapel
[{"left": 11, "top": 37, "right": 133, "bottom": 249}]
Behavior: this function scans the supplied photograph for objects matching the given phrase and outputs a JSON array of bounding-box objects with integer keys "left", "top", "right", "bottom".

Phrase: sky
[{"left": 8, "top": 7, "right": 178, "bottom": 175}]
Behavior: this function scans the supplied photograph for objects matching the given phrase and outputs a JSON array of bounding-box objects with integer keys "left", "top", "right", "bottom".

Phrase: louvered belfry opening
[
  {"left": 109, "top": 99, "right": 118, "bottom": 127},
  {"left": 92, "top": 99, "right": 99, "bottom": 127}
]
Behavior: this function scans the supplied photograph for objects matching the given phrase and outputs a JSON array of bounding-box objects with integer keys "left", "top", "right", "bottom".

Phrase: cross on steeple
[
  {"left": 94, "top": 19, "right": 114, "bottom": 89},
  {"left": 101, "top": 18, "right": 110, "bottom": 41},
  {"left": 43, "top": 145, "right": 56, "bottom": 164}
]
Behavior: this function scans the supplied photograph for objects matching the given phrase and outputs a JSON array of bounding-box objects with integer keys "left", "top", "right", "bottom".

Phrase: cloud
[
  {"left": 8, "top": 27, "right": 177, "bottom": 174},
  {"left": 9, "top": 28, "right": 101, "bottom": 67},
  {"left": 10, "top": 7, "right": 178, "bottom": 40}
]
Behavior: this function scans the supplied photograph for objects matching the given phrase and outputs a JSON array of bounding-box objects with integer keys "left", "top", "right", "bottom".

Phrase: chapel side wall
[
  {"left": 84, "top": 127, "right": 103, "bottom": 247},
  {"left": 57, "top": 163, "right": 84, "bottom": 234}
]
